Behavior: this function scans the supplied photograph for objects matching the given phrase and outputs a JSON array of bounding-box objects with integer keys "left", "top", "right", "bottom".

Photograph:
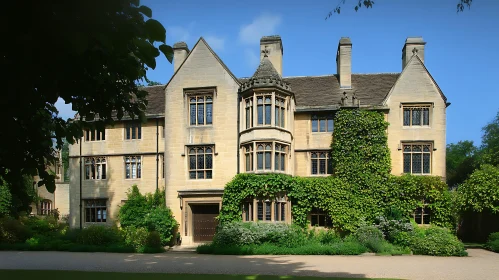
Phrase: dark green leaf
[
  {"left": 138, "top": 5, "right": 152, "bottom": 18},
  {"left": 145, "top": 19, "right": 166, "bottom": 43},
  {"left": 159, "top": 44, "right": 174, "bottom": 63}
]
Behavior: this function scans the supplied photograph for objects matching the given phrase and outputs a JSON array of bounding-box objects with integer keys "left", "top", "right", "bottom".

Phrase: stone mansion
[{"left": 68, "top": 35, "right": 448, "bottom": 245}]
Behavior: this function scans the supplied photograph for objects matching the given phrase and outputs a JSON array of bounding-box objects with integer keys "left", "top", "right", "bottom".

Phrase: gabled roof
[
  {"left": 382, "top": 54, "right": 448, "bottom": 105},
  {"left": 164, "top": 37, "right": 240, "bottom": 89}
]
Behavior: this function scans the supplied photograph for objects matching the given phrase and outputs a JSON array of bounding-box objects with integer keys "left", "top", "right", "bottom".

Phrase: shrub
[
  {"left": 0, "top": 216, "right": 31, "bottom": 243},
  {"left": 77, "top": 225, "right": 121, "bottom": 245},
  {"left": 316, "top": 229, "right": 342, "bottom": 245},
  {"left": 0, "top": 183, "right": 12, "bottom": 217},
  {"left": 354, "top": 225, "right": 384, "bottom": 252},
  {"left": 374, "top": 215, "right": 414, "bottom": 243},
  {"left": 21, "top": 216, "right": 60, "bottom": 236},
  {"left": 145, "top": 207, "right": 177, "bottom": 246},
  {"left": 409, "top": 226, "right": 467, "bottom": 256},
  {"left": 146, "top": 231, "right": 162, "bottom": 249},
  {"left": 122, "top": 226, "right": 148, "bottom": 250},
  {"left": 486, "top": 232, "right": 499, "bottom": 253}
]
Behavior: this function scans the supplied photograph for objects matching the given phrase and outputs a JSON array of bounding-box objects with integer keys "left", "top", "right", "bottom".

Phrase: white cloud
[
  {"left": 167, "top": 21, "right": 196, "bottom": 43},
  {"left": 204, "top": 35, "right": 225, "bottom": 52},
  {"left": 244, "top": 49, "right": 260, "bottom": 71},
  {"left": 239, "top": 14, "right": 282, "bottom": 45}
]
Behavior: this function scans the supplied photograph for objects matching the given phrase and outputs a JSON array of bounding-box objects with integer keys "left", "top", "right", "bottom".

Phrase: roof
[
  {"left": 239, "top": 73, "right": 399, "bottom": 110},
  {"left": 240, "top": 57, "right": 292, "bottom": 93},
  {"left": 252, "top": 57, "right": 283, "bottom": 80},
  {"left": 142, "top": 85, "right": 165, "bottom": 116}
]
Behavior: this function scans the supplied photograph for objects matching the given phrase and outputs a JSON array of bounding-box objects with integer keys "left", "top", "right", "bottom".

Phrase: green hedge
[{"left": 486, "top": 232, "right": 499, "bottom": 253}]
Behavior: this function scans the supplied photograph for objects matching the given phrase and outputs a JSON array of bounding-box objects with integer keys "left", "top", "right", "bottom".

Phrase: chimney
[
  {"left": 260, "top": 35, "right": 283, "bottom": 76},
  {"left": 402, "top": 37, "right": 426, "bottom": 69},
  {"left": 336, "top": 37, "right": 352, "bottom": 88},
  {"left": 173, "top": 41, "right": 189, "bottom": 73}
]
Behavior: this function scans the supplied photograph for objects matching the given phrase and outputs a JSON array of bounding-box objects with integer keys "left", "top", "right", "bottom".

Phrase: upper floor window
[
  {"left": 244, "top": 142, "right": 288, "bottom": 173},
  {"left": 188, "top": 146, "right": 213, "bottom": 179},
  {"left": 257, "top": 95, "right": 272, "bottom": 126},
  {"left": 244, "top": 144, "right": 253, "bottom": 172},
  {"left": 403, "top": 105, "right": 430, "bottom": 127},
  {"left": 125, "top": 122, "right": 141, "bottom": 140},
  {"left": 245, "top": 97, "right": 253, "bottom": 129},
  {"left": 84, "top": 199, "right": 107, "bottom": 223},
  {"left": 84, "top": 157, "right": 107, "bottom": 180},
  {"left": 403, "top": 143, "right": 432, "bottom": 175},
  {"left": 311, "top": 114, "right": 334, "bottom": 132},
  {"left": 85, "top": 129, "right": 105, "bottom": 141},
  {"left": 275, "top": 96, "right": 285, "bottom": 128},
  {"left": 274, "top": 143, "right": 286, "bottom": 171},
  {"left": 256, "top": 143, "right": 272, "bottom": 171},
  {"left": 124, "top": 156, "right": 141, "bottom": 179},
  {"left": 190, "top": 95, "right": 213, "bottom": 126},
  {"left": 311, "top": 152, "right": 332, "bottom": 175}
]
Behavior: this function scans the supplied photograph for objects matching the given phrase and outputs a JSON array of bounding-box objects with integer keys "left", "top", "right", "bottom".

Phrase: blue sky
[{"left": 56, "top": 0, "right": 499, "bottom": 146}]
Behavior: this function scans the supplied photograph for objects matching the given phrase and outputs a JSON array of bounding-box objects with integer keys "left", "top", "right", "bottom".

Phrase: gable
[
  {"left": 165, "top": 38, "right": 240, "bottom": 89},
  {"left": 383, "top": 55, "right": 448, "bottom": 106}
]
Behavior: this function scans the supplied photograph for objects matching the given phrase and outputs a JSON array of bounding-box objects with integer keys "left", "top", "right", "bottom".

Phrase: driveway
[{"left": 0, "top": 249, "right": 498, "bottom": 280}]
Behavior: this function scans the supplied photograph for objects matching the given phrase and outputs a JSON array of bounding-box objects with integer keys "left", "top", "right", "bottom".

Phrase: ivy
[{"left": 219, "top": 109, "right": 455, "bottom": 232}]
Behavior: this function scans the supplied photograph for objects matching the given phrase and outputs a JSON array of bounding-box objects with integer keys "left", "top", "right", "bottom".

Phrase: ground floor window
[
  {"left": 310, "top": 207, "right": 333, "bottom": 227},
  {"left": 414, "top": 200, "right": 430, "bottom": 225},
  {"left": 84, "top": 199, "right": 107, "bottom": 223},
  {"left": 40, "top": 200, "right": 52, "bottom": 215},
  {"left": 124, "top": 156, "right": 141, "bottom": 179},
  {"left": 242, "top": 196, "right": 288, "bottom": 222}
]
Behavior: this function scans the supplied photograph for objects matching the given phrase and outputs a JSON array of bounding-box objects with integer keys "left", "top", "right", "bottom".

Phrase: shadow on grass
[{"left": 0, "top": 270, "right": 399, "bottom": 280}]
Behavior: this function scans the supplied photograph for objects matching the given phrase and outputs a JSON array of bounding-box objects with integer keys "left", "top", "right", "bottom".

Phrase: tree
[
  {"left": 326, "top": 0, "right": 473, "bottom": 18},
  {"left": 480, "top": 111, "right": 499, "bottom": 167},
  {"left": 446, "top": 141, "right": 478, "bottom": 188},
  {"left": 61, "top": 140, "right": 70, "bottom": 182},
  {"left": 147, "top": 81, "right": 163, "bottom": 86},
  {"left": 458, "top": 164, "right": 499, "bottom": 214},
  {"left": 1, "top": 0, "right": 173, "bottom": 193}
]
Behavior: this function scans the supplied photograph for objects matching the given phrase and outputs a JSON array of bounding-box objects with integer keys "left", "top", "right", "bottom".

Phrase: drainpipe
[
  {"left": 79, "top": 137, "right": 82, "bottom": 229},
  {"left": 156, "top": 118, "right": 159, "bottom": 192},
  {"left": 236, "top": 93, "right": 241, "bottom": 174}
]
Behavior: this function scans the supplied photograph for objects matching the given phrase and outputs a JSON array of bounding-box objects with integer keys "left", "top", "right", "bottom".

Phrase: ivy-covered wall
[{"left": 218, "top": 109, "right": 455, "bottom": 232}]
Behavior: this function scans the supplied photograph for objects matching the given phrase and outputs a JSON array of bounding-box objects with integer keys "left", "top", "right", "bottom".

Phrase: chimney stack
[
  {"left": 173, "top": 42, "right": 189, "bottom": 73},
  {"left": 260, "top": 35, "right": 283, "bottom": 76},
  {"left": 336, "top": 37, "right": 352, "bottom": 89},
  {"left": 402, "top": 37, "right": 426, "bottom": 69}
]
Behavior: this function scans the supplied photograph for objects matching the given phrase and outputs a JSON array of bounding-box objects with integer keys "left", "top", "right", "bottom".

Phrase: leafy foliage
[
  {"left": 458, "top": 164, "right": 499, "bottom": 214},
  {"left": 76, "top": 225, "right": 121, "bottom": 246},
  {"left": 486, "top": 232, "right": 499, "bottom": 252},
  {"left": 119, "top": 185, "right": 177, "bottom": 245},
  {"left": 1, "top": 0, "right": 173, "bottom": 194},
  {"left": 480, "top": 111, "right": 499, "bottom": 166},
  {"left": 446, "top": 141, "right": 478, "bottom": 188},
  {"left": 0, "top": 181, "right": 12, "bottom": 217},
  {"left": 409, "top": 226, "right": 467, "bottom": 256},
  {"left": 122, "top": 226, "right": 149, "bottom": 250}
]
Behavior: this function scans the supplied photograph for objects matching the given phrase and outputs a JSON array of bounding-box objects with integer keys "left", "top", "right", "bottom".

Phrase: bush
[
  {"left": 122, "top": 226, "right": 148, "bottom": 250},
  {"left": 145, "top": 207, "right": 177, "bottom": 246},
  {"left": 375, "top": 215, "right": 414, "bottom": 243},
  {"left": 77, "top": 225, "right": 121, "bottom": 245},
  {"left": 0, "top": 183, "right": 12, "bottom": 217},
  {"left": 486, "top": 232, "right": 499, "bottom": 252},
  {"left": 409, "top": 226, "right": 467, "bottom": 256},
  {"left": 316, "top": 229, "right": 342, "bottom": 245},
  {"left": 146, "top": 231, "right": 162, "bottom": 249},
  {"left": 0, "top": 216, "right": 31, "bottom": 243},
  {"left": 21, "top": 216, "right": 60, "bottom": 236},
  {"left": 213, "top": 222, "right": 307, "bottom": 247},
  {"left": 354, "top": 225, "right": 384, "bottom": 252}
]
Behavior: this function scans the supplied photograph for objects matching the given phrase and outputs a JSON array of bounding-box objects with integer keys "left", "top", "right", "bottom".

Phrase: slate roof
[
  {"left": 252, "top": 57, "right": 283, "bottom": 80},
  {"left": 142, "top": 85, "right": 165, "bottom": 116},
  {"left": 239, "top": 73, "right": 399, "bottom": 110}
]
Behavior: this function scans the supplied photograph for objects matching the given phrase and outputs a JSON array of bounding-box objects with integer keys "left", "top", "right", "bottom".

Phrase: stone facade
[{"left": 67, "top": 35, "right": 448, "bottom": 245}]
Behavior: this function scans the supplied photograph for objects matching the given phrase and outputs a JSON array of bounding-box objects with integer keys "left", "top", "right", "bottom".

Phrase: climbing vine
[{"left": 219, "top": 109, "right": 455, "bottom": 232}]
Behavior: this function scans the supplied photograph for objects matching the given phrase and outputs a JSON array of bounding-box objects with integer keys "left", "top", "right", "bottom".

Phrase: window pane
[
  {"left": 197, "top": 154, "right": 204, "bottom": 169},
  {"left": 265, "top": 202, "right": 271, "bottom": 221},
  {"left": 257, "top": 153, "right": 263, "bottom": 170},
  {"left": 197, "top": 171, "right": 204, "bottom": 179},
  {"left": 257, "top": 202, "right": 263, "bottom": 221},
  {"left": 206, "top": 170, "right": 212, "bottom": 179},
  {"left": 274, "top": 203, "right": 278, "bottom": 222},
  {"left": 137, "top": 125, "right": 141, "bottom": 139},
  {"left": 414, "top": 207, "right": 423, "bottom": 224},
  {"left": 126, "top": 163, "right": 130, "bottom": 179},
  {"left": 265, "top": 105, "right": 271, "bottom": 125},
  {"left": 319, "top": 119, "right": 326, "bottom": 132},
  {"left": 280, "top": 154, "right": 285, "bottom": 171},
  {"left": 102, "top": 164, "right": 106, "bottom": 179},
  {"left": 246, "top": 107, "right": 250, "bottom": 129},
  {"left": 206, "top": 154, "right": 213, "bottom": 169},
  {"left": 189, "top": 171, "right": 196, "bottom": 179},
  {"left": 246, "top": 154, "right": 251, "bottom": 171},
  {"left": 91, "top": 131, "right": 95, "bottom": 141},
  {"left": 102, "top": 130, "right": 106, "bottom": 141},
  {"left": 423, "top": 153, "right": 431, "bottom": 174},
  {"left": 412, "top": 109, "right": 421, "bottom": 125},
  {"left": 126, "top": 126, "right": 130, "bottom": 139},
  {"left": 131, "top": 125, "right": 136, "bottom": 139},
  {"left": 198, "top": 103, "right": 204, "bottom": 125},
  {"left": 403, "top": 153, "right": 411, "bottom": 173},
  {"left": 281, "top": 203, "right": 285, "bottom": 221},
  {"left": 275, "top": 153, "right": 279, "bottom": 170},
  {"left": 265, "top": 152, "right": 271, "bottom": 170},
  {"left": 257, "top": 105, "right": 263, "bottom": 125},
  {"left": 189, "top": 155, "right": 196, "bottom": 170},
  {"left": 311, "top": 215, "right": 318, "bottom": 226},
  {"left": 312, "top": 119, "right": 318, "bottom": 132},
  {"left": 403, "top": 108, "right": 411, "bottom": 126},
  {"left": 275, "top": 107, "right": 279, "bottom": 127},
  {"left": 319, "top": 215, "right": 326, "bottom": 227},
  {"left": 206, "top": 103, "right": 212, "bottom": 125},
  {"left": 190, "top": 104, "right": 196, "bottom": 125},
  {"left": 412, "top": 153, "right": 422, "bottom": 174},
  {"left": 327, "top": 119, "right": 334, "bottom": 132},
  {"left": 423, "top": 108, "right": 429, "bottom": 125},
  {"left": 319, "top": 159, "right": 326, "bottom": 174},
  {"left": 311, "top": 160, "right": 318, "bottom": 175},
  {"left": 244, "top": 203, "right": 250, "bottom": 221}
]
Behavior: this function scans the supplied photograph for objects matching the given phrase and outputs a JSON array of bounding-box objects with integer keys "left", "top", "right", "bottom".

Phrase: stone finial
[{"left": 262, "top": 46, "right": 269, "bottom": 57}]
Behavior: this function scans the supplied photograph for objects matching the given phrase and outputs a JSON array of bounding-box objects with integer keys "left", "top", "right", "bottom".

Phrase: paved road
[{"left": 0, "top": 249, "right": 498, "bottom": 280}]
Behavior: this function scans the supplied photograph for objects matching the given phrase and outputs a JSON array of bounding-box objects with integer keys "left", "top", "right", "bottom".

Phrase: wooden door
[{"left": 191, "top": 204, "right": 219, "bottom": 242}]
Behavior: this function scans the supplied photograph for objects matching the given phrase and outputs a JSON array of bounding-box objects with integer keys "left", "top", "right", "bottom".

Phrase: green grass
[
  {"left": 464, "top": 243, "right": 485, "bottom": 249},
  {"left": 0, "top": 270, "right": 400, "bottom": 280}
]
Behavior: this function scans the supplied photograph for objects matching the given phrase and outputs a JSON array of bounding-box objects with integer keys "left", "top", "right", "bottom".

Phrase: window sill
[
  {"left": 189, "top": 125, "right": 213, "bottom": 128},
  {"left": 188, "top": 178, "right": 213, "bottom": 181},
  {"left": 125, "top": 178, "right": 142, "bottom": 180},
  {"left": 402, "top": 126, "right": 431, "bottom": 129},
  {"left": 124, "top": 139, "right": 142, "bottom": 141},
  {"left": 246, "top": 170, "right": 287, "bottom": 174},
  {"left": 241, "top": 126, "right": 291, "bottom": 135}
]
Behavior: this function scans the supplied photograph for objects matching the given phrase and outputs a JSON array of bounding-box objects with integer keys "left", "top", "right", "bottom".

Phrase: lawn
[{"left": 0, "top": 270, "right": 400, "bottom": 280}]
